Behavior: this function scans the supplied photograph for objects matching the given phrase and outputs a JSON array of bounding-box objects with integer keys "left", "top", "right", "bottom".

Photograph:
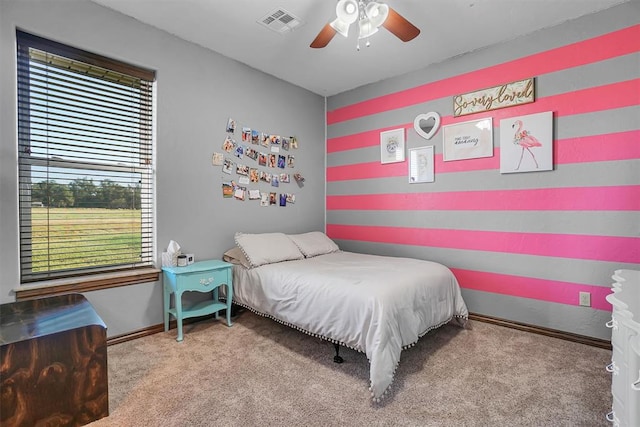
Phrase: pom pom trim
[{"left": 230, "top": 298, "right": 468, "bottom": 402}]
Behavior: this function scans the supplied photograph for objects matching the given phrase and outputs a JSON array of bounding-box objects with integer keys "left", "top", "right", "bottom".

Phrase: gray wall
[
  {"left": 325, "top": 2, "right": 639, "bottom": 340},
  {"left": 1, "top": 0, "right": 637, "bottom": 342},
  {"left": 0, "top": 0, "right": 325, "bottom": 337}
]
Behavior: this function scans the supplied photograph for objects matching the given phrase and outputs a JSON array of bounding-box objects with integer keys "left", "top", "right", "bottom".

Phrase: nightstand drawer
[{"left": 175, "top": 270, "right": 228, "bottom": 292}]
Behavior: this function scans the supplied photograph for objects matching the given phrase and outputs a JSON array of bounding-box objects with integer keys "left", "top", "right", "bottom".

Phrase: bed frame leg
[{"left": 333, "top": 343, "right": 344, "bottom": 364}]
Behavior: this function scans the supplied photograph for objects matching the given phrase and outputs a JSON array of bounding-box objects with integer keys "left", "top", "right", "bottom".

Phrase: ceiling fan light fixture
[
  {"left": 330, "top": 17, "right": 351, "bottom": 37},
  {"left": 335, "top": 0, "right": 359, "bottom": 24},
  {"left": 358, "top": 17, "right": 379, "bottom": 39},
  {"left": 311, "top": 0, "right": 419, "bottom": 49},
  {"left": 365, "top": 2, "right": 389, "bottom": 28}
]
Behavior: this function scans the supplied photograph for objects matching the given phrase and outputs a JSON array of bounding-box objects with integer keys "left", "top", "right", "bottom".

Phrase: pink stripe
[
  {"left": 436, "top": 154, "right": 500, "bottom": 173},
  {"left": 451, "top": 268, "right": 611, "bottom": 311},
  {"left": 327, "top": 80, "right": 640, "bottom": 154},
  {"left": 326, "top": 186, "right": 640, "bottom": 211},
  {"left": 326, "top": 155, "right": 499, "bottom": 180},
  {"left": 326, "top": 224, "right": 640, "bottom": 263},
  {"left": 327, "top": 25, "right": 640, "bottom": 124},
  {"left": 555, "top": 130, "right": 640, "bottom": 164},
  {"left": 326, "top": 161, "right": 407, "bottom": 181},
  {"left": 327, "top": 130, "right": 640, "bottom": 180},
  {"left": 327, "top": 126, "right": 411, "bottom": 154}
]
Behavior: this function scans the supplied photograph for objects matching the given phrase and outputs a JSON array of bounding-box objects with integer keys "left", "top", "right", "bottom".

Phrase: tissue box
[{"left": 162, "top": 252, "right": 178, "bottom": 267}]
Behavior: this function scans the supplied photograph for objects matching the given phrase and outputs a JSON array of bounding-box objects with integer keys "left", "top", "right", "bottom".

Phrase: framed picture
[
  {"left": 442, "top": 118, "right": 493, "bottom": 162},
  {"left": 500, "top": 111, "right": 553, "bottom": 174},
  {"left": 380, "top": 128, "right": 405, "bottom": 164},
  {"left": 453, "top": 78, "right": 534, "bottom": 117},
  {"left": 409, "top": 146, "right": 434, "bottom": 183}
]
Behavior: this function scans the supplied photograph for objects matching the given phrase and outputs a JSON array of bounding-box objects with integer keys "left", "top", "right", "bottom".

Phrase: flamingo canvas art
[{"left": 500, "top": 111, "right": 553, "bottom": 174}]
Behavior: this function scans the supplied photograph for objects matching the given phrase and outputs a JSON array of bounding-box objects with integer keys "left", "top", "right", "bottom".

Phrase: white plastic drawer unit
[{"left": 605, "top": 269, "right": 640, "bottom": 427}]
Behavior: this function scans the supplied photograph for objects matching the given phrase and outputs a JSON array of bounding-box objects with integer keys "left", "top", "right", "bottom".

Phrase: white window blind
[{"left": 17, "top": 30, "right": 156, "bottom": 283}]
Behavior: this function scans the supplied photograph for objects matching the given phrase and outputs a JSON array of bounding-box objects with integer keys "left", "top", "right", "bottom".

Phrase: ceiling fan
[{"left": 310, "top": 0, "right": 420, "bottom": 49}]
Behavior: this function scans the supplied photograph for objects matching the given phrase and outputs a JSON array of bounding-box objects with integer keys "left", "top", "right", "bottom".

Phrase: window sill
[{"left": 14, "top": 268, "right": 161, "bottom": 301}]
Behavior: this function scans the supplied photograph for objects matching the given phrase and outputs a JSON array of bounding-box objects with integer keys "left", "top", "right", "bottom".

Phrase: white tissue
[
  {"left": 162, "top": 240, "right": 182, "bottom": 267},
  {"left": 167, "top": 240, "right": 181, "bottom": 255}
]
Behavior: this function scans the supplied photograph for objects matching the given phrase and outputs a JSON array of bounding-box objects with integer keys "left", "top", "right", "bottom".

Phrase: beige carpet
[{"left": 90, "top": 309, "right": 611, "bottom": 427}]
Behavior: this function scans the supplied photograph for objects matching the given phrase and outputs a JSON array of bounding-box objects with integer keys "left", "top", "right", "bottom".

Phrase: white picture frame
[
  {"left": 500, "top": 111, "right": 553, "bottom": 174},
  {"left": 409, "top": 146, "right": 434, "bottom": 183},
  {"left": 442, "top": 118, "right": 493, "bottom": 162},
  {"left": 380, "top": 128, "right": 406, "bottom": 164}
]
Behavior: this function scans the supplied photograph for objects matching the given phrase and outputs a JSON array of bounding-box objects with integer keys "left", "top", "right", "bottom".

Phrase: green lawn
[{"left": 30, "top": 207, "right": 142, "bottom": 272}]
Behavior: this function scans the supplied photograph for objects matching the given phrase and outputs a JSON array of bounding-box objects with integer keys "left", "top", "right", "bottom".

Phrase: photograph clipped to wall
[{"left": 500, "top": 111, "right": 553, "bottom": 174}]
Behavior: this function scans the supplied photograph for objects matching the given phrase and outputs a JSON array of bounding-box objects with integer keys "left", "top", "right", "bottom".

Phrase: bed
[{"left": 224, "top": 231, "right": 468, "bottom": 401}]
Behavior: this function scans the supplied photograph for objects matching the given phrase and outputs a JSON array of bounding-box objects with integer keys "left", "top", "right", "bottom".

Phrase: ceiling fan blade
[
  {"left": 310, "top": 23, "right": 337, "bottom": 48},
  {"left": 383, "top": 7, "right": 420, "bottom": 42}
]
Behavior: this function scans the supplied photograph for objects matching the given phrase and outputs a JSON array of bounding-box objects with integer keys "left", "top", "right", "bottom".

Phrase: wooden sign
[{"left": 453, "top": 78, "right": 535, "bottom": 117}]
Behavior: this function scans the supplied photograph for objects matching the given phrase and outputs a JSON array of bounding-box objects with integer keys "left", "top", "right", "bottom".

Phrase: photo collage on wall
[{"left": 213, "top": 117, "right": 300, "bottom": 207}]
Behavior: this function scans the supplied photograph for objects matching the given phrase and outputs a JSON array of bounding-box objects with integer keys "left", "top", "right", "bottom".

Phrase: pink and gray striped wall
[{"left": 325, "top": 3, "right": 639, "bottom": 340}]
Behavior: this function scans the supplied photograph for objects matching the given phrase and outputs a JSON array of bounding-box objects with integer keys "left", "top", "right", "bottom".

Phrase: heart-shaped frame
[{"left": 414, "top": 112, "right": 441, "bottom": 140}]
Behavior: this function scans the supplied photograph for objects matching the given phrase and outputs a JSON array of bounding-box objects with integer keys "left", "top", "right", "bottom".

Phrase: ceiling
[{"left": 91, "top": 0, "right": 628, "bottom": 97}]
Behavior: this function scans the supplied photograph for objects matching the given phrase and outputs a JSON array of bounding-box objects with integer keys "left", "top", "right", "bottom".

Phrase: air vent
[{"left": 258, "top": 8, "right": 304, "bottom": 34}]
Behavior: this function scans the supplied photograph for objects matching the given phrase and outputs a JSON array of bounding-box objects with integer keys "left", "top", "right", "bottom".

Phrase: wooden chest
[{"left": 1, "top": 294, "right": 108, "bottom": 426}]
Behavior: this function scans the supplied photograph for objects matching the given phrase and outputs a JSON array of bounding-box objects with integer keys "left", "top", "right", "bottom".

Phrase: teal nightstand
[{"left": 162, "top": 259, "right": 233, "bottom": 341}]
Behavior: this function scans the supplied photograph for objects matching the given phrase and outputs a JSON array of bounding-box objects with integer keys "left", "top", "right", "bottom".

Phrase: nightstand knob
[{"left": 200, "top": 277, "right": 214, "bottom": 286}]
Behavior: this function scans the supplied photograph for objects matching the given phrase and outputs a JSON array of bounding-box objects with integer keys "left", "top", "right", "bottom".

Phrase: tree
[
  {"left": 31, "top": 181, "right": 49, "bottom": 206},
  {"left": 98, "top": 179, "right": 115, "bottom": 208},
  {"left": 31, "top": 180, "right": 73, "bottom": 207},
  {"left": 129, "top": 183, "right": 142, "bottom": 210},
  {"left": 48, "top": 182, "right": 74, "bottom": 207},
  {"left": 69, "top": 178, "right": 97, "bottom": 208},
  {"left": 33, "top": 178, "right": 141, "bottom": 210},
  {"left": 98, "top": 179, "right": 130, "bottom": 209}
]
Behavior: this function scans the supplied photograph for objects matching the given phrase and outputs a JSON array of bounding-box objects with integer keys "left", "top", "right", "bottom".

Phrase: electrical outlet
[{"left": 579, "top": 291, "right": 591, "bottom": 307}]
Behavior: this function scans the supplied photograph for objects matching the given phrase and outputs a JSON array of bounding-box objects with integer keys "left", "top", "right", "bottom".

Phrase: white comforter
[{"left": 231, "top": 251, "right": 468, "bottom": 399}]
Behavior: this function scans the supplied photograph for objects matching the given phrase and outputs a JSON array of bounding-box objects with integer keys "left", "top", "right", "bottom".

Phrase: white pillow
[
  {"left": 234, "top": 232, "right": 304, "bottom": 268},
  {"left": 287, "top": 232, "right": 340, "bottom": 258},
  {"left": 222, "top": 247, "right": 250, "bottom": 269}
]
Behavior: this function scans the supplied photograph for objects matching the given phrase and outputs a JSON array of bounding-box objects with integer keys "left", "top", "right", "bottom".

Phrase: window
[{"left": 16, "top": 30, "right": 156, "bottom": 285}]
